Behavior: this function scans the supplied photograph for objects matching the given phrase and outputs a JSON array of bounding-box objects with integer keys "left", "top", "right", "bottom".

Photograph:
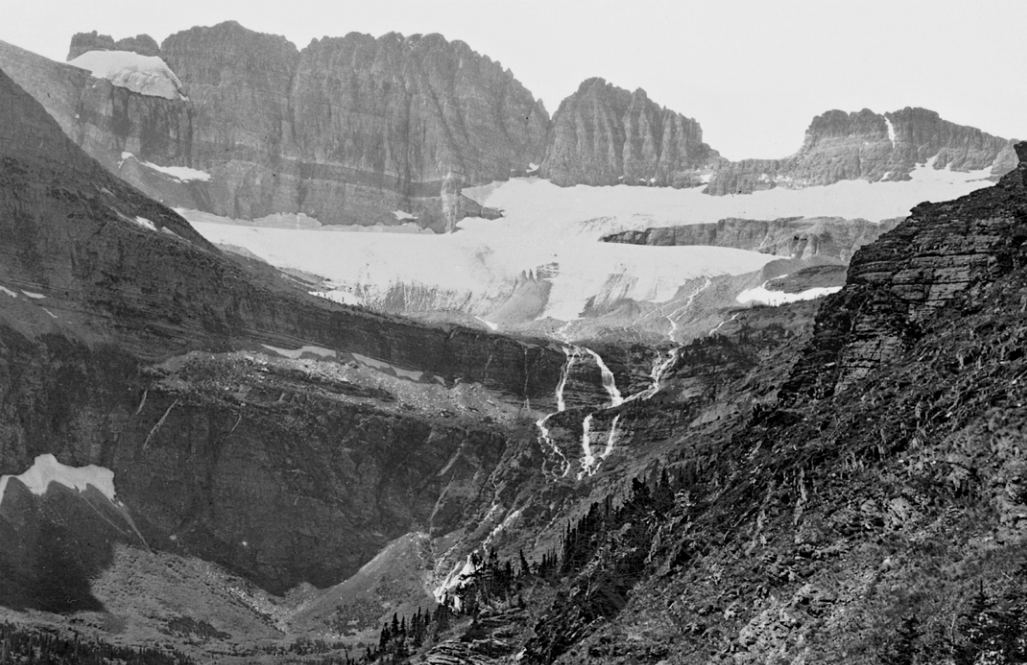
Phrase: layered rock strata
[
  {"left": 0, "top": 64, "right": 572, "bottom": 595},
  {"left": 784, "top": 142, "right": 1027, "bottom": 400},
  {"left": 706, "top": 107, "right": 1016, "bottom": 195},
  {"left": 67, "top": 31, "right": 160, "bottom": 60},
  {"left": 29, "top": 23, "right": 550, "bottom": 232},
  {"left": 602, "top": 216, "right": 902, "bottom": 264},
  {"left": 541, "top": 77, "right": 720, "bottom": 187}
]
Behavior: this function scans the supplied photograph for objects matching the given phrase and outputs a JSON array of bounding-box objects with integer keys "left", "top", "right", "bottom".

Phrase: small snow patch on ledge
[
  {"left": 21, "top": 290, "right": 45, "bottom": 299},
  {"left": 0, "top": 286, "right": 16, "bottom": 298},
  {"left": 0, "top": 454, "right": 117, "bottom": 505},
  {"left": 736, "top": 285, "right": 842, "bottom": 307},
  {"left": 391, "top": 210, "right": 418, "bottom": 221},
  {"left": 134, "top": 216, "right": 158, "bottom": 231},
  {"left": 261, "top": 343, "right": 337, "bottom": 359},
  {"left": 69, "top": 50, "right": 187, "bottom": 101}
]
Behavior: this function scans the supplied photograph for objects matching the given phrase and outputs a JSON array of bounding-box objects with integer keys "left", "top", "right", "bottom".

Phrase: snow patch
[
  {"left": 0, "top": 454, "right": 117, "bottom": 505},
  {"left": 474, "top": 316, "right": 499, "bottom": 331},
  {"left": 391, "top": 210, "right": 417, "bottom": 221},
  {"left": 736, "top": 285, "right": 843, "bottom": 306},
  {"left": 186, "top": 167, "right": 993, "bottom": 325},
  {"left": 312, "top": 289, "right": 364, "bottom": 306},
  {"left": 69, "top": 50, "right": 187, "bottom": 101},
  {"left": 0, "top": 286, "right": 16, "bottom": 298},
  {"left": 133, "top": 216, "right": 157, "bottom": 232},
  {"left": 261, "top": 344, "right": 336, "bottom": 359},
  {"left": 885, "top": 117, "right": 896, "bottom": 146},
  {"left": 120, "top": 153, "right": 211, "bottom": 182},
  {"left": 527, "top": 162, "right": 539, "bottom": 173},
  {"left": 21, "top": 290, "right": 44, "bottom": 299},
  {"left": 351, "top": 353, "right": 424, "bottom": 381}
]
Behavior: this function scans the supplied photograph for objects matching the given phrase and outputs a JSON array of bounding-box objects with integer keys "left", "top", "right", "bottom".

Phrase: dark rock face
[
  {"left": 13, "top": 23, "right": 550, "bottom": 232},
  {"left": 0, "top": 64, "right": 572, "bottom": 594},
  {"left": 283, "top": 32, "right": 548, "bottom": 230},
  {"left": 542, "top": 78, "right": 720, "bottom": 187},
  {"left": 0, "top": 41, "right": 203, "bottom": 211},
  {"left": 602, "top": 216, "right": 901, "bottom": 264},
  {"left": 706, "top": 107, "right": 1016, "bottom": 195},
  {"left": 67, "top": 31, "right": 160, "bottom": 60},
  {"left": 784, "top": 142, "right": 1027, "bottom": 400}
]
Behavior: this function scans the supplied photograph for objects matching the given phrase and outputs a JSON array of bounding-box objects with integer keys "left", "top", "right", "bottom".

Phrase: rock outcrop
[
  {"left": 67, "top": 31, "right": 160, "bottom": 60},
  {"left": 784, "top": 142, "right": 1027, "bottom": 399},
  {"left": 706, "top": 107, "right": 1016, "bottom": 195},
  {"left": 541, "top": 78, "right": 720, "bottom": 187},
  {"left": 0, "top": 63, "right": 576, "bottom": 595},
  {"left": 602, "top": 216, "right": 902, "bottom": 264},
  {"left": 5, "top": 22, "right": 550, "bottom": 232}
]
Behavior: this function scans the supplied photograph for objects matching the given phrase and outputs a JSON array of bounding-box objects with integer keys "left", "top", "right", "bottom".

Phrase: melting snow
[
  {"left": 474, "top": 316, "right": 499, "bottom": 331},
  {"left": 885, "top": 117, "right": 897, "bottom": 146},
  {"left": 736, "top": 285, "right": 843, "bottom": 306},
  {"left": 351, "top": 352, "right": 424, "bottom": 381},
  {"left": 21, "top": 290, "right": 44, "bottom": 299},
  {"left": 311, "top": 289, "right": 364, "bottom": 306},
  {"left": 0, "top": 286, "right": 16, "bottom": 298},
  {"left": 0, "top": 454, "right": 117, "bottom": 505},
  {"left": 120, "top": 153, "right": 211, "bottom": 182},
  {"left": 261, "top": 344, "right": 336, "bottom": 359},
  {"left": 185, "top": 162, "right": 993, "bottom": 323},
  {"left": 133, "top": 216, "right": 157, "bottom": 231},
  {"left": 69, "top": 50, "right": 187, "bottom": 101}
]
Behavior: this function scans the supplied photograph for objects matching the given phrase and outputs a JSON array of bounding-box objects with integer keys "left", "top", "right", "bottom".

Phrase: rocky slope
[
  {"left": 0, "top": 62, "right": 594, "bottom": 607},
  {"left": 541, "top": 78, "right": 720, "bottom": 187},
  {"left": 706, "top": 107, "right": 1017, "bottom": 195},
  {"left": 602, "top": 215, "right": 902, "bottom": 264}
]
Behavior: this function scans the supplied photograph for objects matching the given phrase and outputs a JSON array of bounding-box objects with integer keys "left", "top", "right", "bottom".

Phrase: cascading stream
[{"left": 535, "top": 346, "right": 580, "bottom": 478}]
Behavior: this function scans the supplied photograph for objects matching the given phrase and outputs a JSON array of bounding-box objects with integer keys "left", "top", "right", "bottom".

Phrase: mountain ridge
[{"left": 0, "top": 24, "right": 1015, "bottom": 234}]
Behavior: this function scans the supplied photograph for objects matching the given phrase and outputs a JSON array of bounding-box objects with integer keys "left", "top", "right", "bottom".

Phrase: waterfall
[
  {"left": 600, "top": 414, "right": 621, "bottom": 460},
  {"left": 584, "top": 348, "right": 623, "bottom": 406}
]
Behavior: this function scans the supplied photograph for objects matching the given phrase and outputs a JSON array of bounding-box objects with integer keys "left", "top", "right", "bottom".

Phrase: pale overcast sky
[{"left": 2, "top": 0, "right": 1023, "bottom": 161}]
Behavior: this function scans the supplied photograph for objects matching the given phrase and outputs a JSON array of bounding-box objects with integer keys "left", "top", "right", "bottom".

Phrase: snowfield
[
  {"left": 0, "top": 454, "right": 117, "bottom": 505},
  {"left": 69, "top": 50, "right": 188, "bottom": 101},
  {"left": 737, "top": 285, "right": 843, "bottom": 306},
  {"left": 185, "top": 161, "right": 996, "bottom": 325},
  {"left": 121, "top": 152, "right": 211, "bottom": 182}
]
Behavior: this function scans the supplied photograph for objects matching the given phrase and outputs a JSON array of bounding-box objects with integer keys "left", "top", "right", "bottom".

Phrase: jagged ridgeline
[
  {"left": 2, "top": 16, "right": 1027, "bottom": 665},
  {"left": 0, "top": 22, "right": 1016, "bottom": 236}
]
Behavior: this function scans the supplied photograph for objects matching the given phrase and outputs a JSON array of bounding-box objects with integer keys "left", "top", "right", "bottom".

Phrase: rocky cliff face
[
  {"left": 0, "top": 40, "right": 204, "bottom": 211},
  {"left": 0, "top": 64, "right": 581, "bottom": 597},
  {"left": 706, "top": 107, "right": 1016, "bottom": 194},
  {"left": 783, "top": 141, "right": 1027, "bottom": 400},
  {"left": 541, "top": 78, "right": 720, "bottom": 187},
  {"left": 67, "top": 31, "right": 160, "bottom": 60},
  {"left": 602, "top": 216, "right": 902, "bottom": 264},
  {"left": 3, "top": 23, "right": 550, "bottom": 232}
]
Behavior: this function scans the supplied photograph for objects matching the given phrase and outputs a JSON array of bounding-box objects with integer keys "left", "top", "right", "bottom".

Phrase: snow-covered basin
[{"left": 184, "top": 161, "right": 995, "bottom": 321}]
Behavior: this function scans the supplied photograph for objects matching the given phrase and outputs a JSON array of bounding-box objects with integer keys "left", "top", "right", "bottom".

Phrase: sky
[{"left": 2, "top": 0, "right": 1024, "bottom": 161}]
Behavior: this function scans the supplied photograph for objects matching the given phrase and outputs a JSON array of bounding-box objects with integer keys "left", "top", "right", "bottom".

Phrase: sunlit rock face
[
  {"left": 783, "top": 142, "right": 1027, "bottom": 400},
  {"left": 706, "top": 107, "right": 1016, "bottom": 195},
  {"left": 159, "top": 22, "right": 549, "bottom": 231},
  {"left": 541, "top": 77, "right": 721, "bottom": 188}
]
